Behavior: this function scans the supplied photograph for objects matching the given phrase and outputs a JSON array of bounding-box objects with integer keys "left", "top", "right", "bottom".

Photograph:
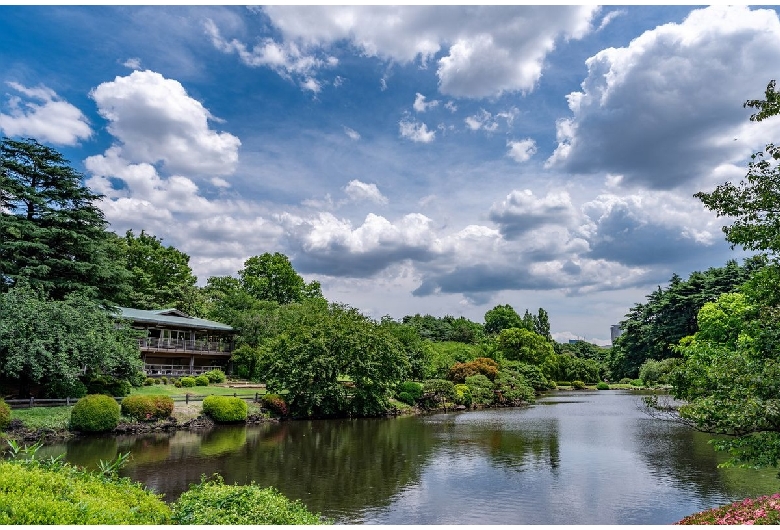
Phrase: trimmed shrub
[
  {"left": 397, "top": 392, "right": 415, "bottom": 406},
  {"left": 619, "top": 377, "right": 632, "bottom": 385},
  {"left": 465, "top": 374, "right": 495, "bottom": 406},
  {"left": 194, "top": 375, "right": 209, "bottom": 387},
  {"left": 172, "top": 475, "right": 326, "bottom": 525},
  {"left": 557, "top": 381, "right": 572, "bottom": 387},
  {"left": 630, "top": 379, "right": 644, "bottom": 387},
  {"left": 202, "top": 395, "right": 247, "bottom": 423},
  {"left": 596, "top": 382, "right": 610, "bottom": 390},
  {"left": 261, "top": 394, "right": 288, "bottom": 417},
  {"left": 447, "top": 357, "right": 499, "bottom": 383},
  {"left": 161, "top": 377, "right": 168, "bottom": 385},
  {"left": 144, "top": 378, "right": 154, "bottom": 386},
  {"left": 70, "top": 394, "right": 121, "bottom": 433},
  {"left": 204, "top": 369, "right": 227, "bottom": 384},
  {"left": 180, "top": 377, "right": 196, "bottom": 388},
  {"left": 396, "top": 381, "right": 423, "bottom": 403},
  {"left": 0, "top": 459, "right": 171, "bottom": 524},
  {"left": 174, "top": 379, "right": 182, "bottom": 388},
  {"left": 0, "top": 398, "right": 10, "bottom": 430},
  {"left": 154, "top": 378, "right": 161, "bottom": 385},
  {"left": 121, "top": 395, "right": 174, "bottom": 421},
  {"left": 454, "top": 384, "right": 472, "bottom": 408},
  {"left": 571, "top": 380, "right": 586, "bottom": 390}
]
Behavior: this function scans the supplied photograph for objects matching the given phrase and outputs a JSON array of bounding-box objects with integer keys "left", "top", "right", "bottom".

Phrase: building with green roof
[{"left": 117, "top": 307, "right": 235, "bottom": 376}]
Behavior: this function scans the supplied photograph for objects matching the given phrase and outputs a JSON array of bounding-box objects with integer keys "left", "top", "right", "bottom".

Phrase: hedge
[
  {"left": 121, "top": 395, "right": 174, "bottom": 421},
  {"left": 202, "top": 395, "right": 247, "bottom": 423},
  {"left": 70, "top": 394, "right": 121, "bottom": 433},
  {"left": 0, "top": 399, "right": 10, "bottom": 430}
]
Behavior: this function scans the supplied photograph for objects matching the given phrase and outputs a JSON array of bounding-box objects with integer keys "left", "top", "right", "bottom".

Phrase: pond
[{"left": 38, "top": 390, "right": 779, "bottom": 524}]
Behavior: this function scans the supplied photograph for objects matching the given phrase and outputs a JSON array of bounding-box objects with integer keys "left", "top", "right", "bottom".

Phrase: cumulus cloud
[
  {"left": 507, "top": 139, "right": 537, "bottom": 163},
  {"left": 547, "top": 5, "right": 780, "bottom": 189},
  {"left": 489, "top": 190, "right": 579, "bottom": 239},
  {"left": 344, "top": 180, "right": 388, "bottom": 205},
  {"left": 282, "top": 212, "right": 444, "bottom": 277},
  {"left": 399, "top": 117, "right": 436, "bottom": 143},
  {"left": 90, "top": 70, "right": 241, "bottom": 177},
  {"left": 0, "top": 82, "right": 91, "bottom": 145},
  {"left": 413, "top": 93, "right": 439, "bottom": 112},
  {"left": 243, "top": 6, "right": 599, "bottom": 98}
]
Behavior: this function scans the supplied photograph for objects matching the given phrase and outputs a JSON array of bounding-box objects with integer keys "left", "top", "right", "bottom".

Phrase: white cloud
[
  {"left": 343, "top": 126, "right": 360, "bottom": 140},
  {"left": 344, "top": 180, "right": 388, "bottom": 205},
  {"left": 123, "top": 57, "right": 142, "bottom": 69},
  {"left": 413, "top": 93, "right": 439, "bottom": 112},
  {"left": 399, "top": 117, "right": 436, "bottom": 143},
  {"left": 252, "top": 6, "right": 599, "bottom": 98},
  {"left": 547, "top": 5, "right": 780, "bottom": 189},
  {"left": 465, "top": 108, "right": 518, "bottom": 132},
  {"left": 90, "top": 70, "right": 241, "bottom": 177},
  {"left": 597, "top": 10, "right": 625, "bottom": 32},
  {"left": 301, "top": 77, "right": 321, "bottom": 93},
  {"left": 445, "top": 101, "right": 457, "bottom": 112},
  {"left": 0, "top": 82, "right": 91, "bottom": 145},
  {"left": 507, "top": 139, "right": 537, "bottom": 163}
]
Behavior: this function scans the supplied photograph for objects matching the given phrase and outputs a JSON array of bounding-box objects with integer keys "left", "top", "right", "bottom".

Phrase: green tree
[
  {"left": 0, "top": 284, "right": 143, "bottom": 396},
  {"left": 0, "top": 137, "right": 130, "bottom": 303},
  {"left": 533, "top": 308, "right": 551, "bottom": 341},
  {"left": 496, "top": 328, "right": 554, "bottom": 366},
  {"left": 112, "top": 230, "right": 201, "bottom": 314},
  {"left": 484, "top": 304, "right": 523, "bottom": 335},
  {"left": 239, "top": 253, "right": 322, "bottom": 305},
  {"left": 261, "top": 301, "right": 410, "bottom": 417},
  {"left": 695, "top": 80, "right": 780, "bottom": 254}
]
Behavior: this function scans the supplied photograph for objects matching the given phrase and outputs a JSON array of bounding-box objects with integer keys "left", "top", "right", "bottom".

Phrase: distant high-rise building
[{"left": 610, "top": 325, "right": 622, "bottom": 344}]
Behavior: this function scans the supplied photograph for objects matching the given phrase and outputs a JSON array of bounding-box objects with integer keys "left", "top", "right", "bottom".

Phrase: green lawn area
[
  {"left": 11, "top": 406, "right": 73, "bottom": 430},
  {"left": 130, "top": 384, "right": 266, "bottom": 399}
]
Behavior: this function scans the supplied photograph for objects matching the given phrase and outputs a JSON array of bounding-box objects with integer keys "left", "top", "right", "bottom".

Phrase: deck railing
[{"left": 138, "top": 337, "right": 232, "bottom": 353}]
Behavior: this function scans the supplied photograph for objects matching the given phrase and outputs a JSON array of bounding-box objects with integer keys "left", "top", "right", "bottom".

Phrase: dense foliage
[
  {"left": 401, "top": 313, "right": 483, "bottom": 343},
  {"left": 171, "top": 475, "right": 327, "bottom": 525},
  {"left": 609, "top": 257, "right": 763, "bottom": 379},
  {"left": 676, "top": 494, "right": 780, "bottom": 525},
  {"left": 0, "top": 285, "right": 142, "bottom": 397},
  {"left": 0, "top": 458, "right": 171, "bottom": 524},
  {"left": 202, "top": 395, "right": 248, "bottom": 423},
  {"left": 70, "top": 394, "right": 121, "bottom": 432},
  {"left": 0, "top": 137, "right": 131, "bottom": 303},
  {"left": 0, "top": 399, "right": 9, "bottom": 430}
]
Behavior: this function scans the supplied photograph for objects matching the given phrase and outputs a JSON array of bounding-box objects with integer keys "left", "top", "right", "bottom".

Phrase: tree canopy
[{"left": 0, "top": 137, "right": 130, "bottom": 303}]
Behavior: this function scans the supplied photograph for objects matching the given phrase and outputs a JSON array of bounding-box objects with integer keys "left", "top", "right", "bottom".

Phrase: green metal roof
[{"left": 116, "top": 307, "right": 234, "bottom": 332}]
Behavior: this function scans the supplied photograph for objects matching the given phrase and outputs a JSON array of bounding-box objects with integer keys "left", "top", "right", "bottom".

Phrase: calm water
[{"left": 38, "top": 390, "right": 779, "bottom": 524}]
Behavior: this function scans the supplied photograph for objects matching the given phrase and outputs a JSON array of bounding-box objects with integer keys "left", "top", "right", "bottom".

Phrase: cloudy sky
[{"left": 2, "top": 5, "right": 778, "bottom": 345}]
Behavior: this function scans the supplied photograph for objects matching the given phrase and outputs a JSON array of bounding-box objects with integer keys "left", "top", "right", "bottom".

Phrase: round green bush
[
  {"left": 121, "top": 395, "right": 174, "bottom": 421},
  {"left": 173, "top": 379, "right": 182, "bottom": 388},
  {"left": 396, "top": 381, "right": 423, "bottom": 401},
  {"left": 172, "top": 475, "right": 325, "bottom": 525},
  {"left": 0, "top": 398, "right": 10, "bottom": 430},
  {"left": 596, "top": 382, "right": 610, "bottom": 390},
  {"left": 630, "top": 379, "right": 644, "bottom": 387},
  {"left": 160, "top": 376, "right": 168, "bottom": 385},
  {"left": 194, "top": 375, "right": 209, "bottom": 387},
  {"left": 0, "top": 459, "right": 170, "bottom": 524},
  {"left": 204, "top": 369, "right": 227, "bottom": 384},
  {"left": 70, "top": 394, "right": 121, "bottom": 433},
  {"left": 154, "top": 378, "right": 161, "bottom": 385},
  {"left": 397, "top": 391, "right": 415, "bottom": 406},
  {"left": 261, "top": 394, "right": 288, "bottom": 417},
  {"left": 571, "top": 380, "right": 586, "bottom": 390},
  {"left": 202, "top": 395, "right": 247, "bottom": 423},
  {"left": 454, "top": 384, "right": 473, "bottom": 408},
  {"left": 180, "top": 377, "right": 196, "bottom": 388},
  {"left": 144, "top": 377, "right": 155, "bottom": 387},
  {"left": 619, "top": 377, "right": 632, "bottom": 385}
]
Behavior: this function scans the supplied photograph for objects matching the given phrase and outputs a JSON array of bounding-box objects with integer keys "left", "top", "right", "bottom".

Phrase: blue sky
[{"left": 1, "top": 5, "right": 777, "bottom": 344}]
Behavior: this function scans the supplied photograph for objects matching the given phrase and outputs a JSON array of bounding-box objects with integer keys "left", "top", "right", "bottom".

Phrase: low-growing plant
[
  {"left": 204, "top": 369, "right": 227, "bottom": 384},
  {"left": 571, "top": 380, "right": 586, "bottom": 390},
  {"left": 465, "top": 374, "right": 494, "bottom": 406},
  {"left": 596, "top": 382, "right": 610, "bottom": 390},
  {"left": 154, "top": 378, "right": 161, "bottom": 385},
  {"left": 261, "top": 394, "right": 288, "bottom": 417},
  {"left": 619, "top": 377, "right": 632, "bottom": 385},
  {"left": 195, "top": 375, "right": 209, "bottom": 387},
  {"left": 676, "top": 494, "right": 780, "bottom": 525},
  {"left": 161, "top": 377, "right": 168, "bottom": 385},
  {"left": 447, "top": 357, "right": 499, "bottom": 383},
  {"left": 172, "top": 474, "right": 327, "bottom": 524},
  {"left": 180, "top": 377, "right": 196, "bottom": 388},
  {"left": 557, "top": 381, "right": 572, "bottom": 387},
  {"left": 174, "top": 379, "right": 182, "bottom": 388},
  {"left": 397, "top": 392, "right": 415, "bottom": 406},
  {"left": 454, "top": 384, "right": 472, "bottom": 407},
  {"left": 144, "top": 377, "right": 154, "bottom": 386},
  {"left": 70, "top": 394, "right": 121, "bottom": 433},
  {"left": 0, "top": 399, "right": 10, "bottom": 430},
  {"left": 202, "top": 395, "right": 247, "bottom": 423},
  {"left": 396, "top": 381, "right": 423, "bottom": 403},
  {"left": 630, "top": 379, "right": 644, "bottom": 387},
  {"left": 121, "top": 395, "right": 174, "bottom": 421},
  {"left": 0, "top": 456, "right": 170, "bottom": 523},
  {"left": 85, "top": 375, "right": 133, "bottom": 397}
]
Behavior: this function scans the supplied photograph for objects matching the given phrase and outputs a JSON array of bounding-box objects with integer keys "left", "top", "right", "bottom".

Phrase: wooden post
[
  {"left": 234, "top": 392, "right": 237, "bottom": 398},
  {"left": 66, "top": 396, "right": 70, "bottom": 406},
  {"left": 29, "top": 396, "right": 34, "bottom": 408},
  {"left": 185, "top": 393, "right": 189, "bottom": 405},
  {"left": 255, "top": 392, "right": 259, "bottom": 403}
]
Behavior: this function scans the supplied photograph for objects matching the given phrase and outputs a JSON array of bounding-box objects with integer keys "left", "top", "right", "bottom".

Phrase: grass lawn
[
  {"left": 11, "top": 406, "right": 73, "bottom": 430},
  {"left": 130, "top": 384, "right": 266, "bottom": 399}
]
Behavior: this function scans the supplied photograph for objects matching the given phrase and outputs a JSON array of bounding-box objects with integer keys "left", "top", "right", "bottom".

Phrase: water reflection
[{"left": 38, "top": 391, "right": 780, "bottom": 524}]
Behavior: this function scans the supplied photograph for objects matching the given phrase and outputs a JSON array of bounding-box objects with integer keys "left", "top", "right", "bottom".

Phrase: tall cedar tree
[{"left": 0, "top": 138, "right": 130, "bottom": 303}]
